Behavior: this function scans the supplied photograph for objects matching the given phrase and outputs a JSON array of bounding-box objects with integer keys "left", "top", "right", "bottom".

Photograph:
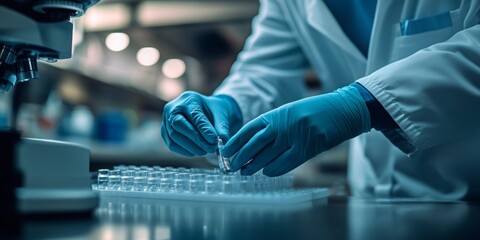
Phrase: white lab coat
[{"left": 215, "top": 0, "right": 480, "bottom": 200}]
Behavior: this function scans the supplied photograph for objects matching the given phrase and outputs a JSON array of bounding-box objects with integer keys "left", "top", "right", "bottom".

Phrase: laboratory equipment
[
  {"left": 16, "top": 138, "right": 98, "bottom": 214},
  {"left": 0, "top": 1, "right": 100, "bottom": 216},
  {"left": 0, "top": 0, "right": 99, "bottom": 92},
  {"left": 93, "top": 165, "right": 329, "bottom": 204}
]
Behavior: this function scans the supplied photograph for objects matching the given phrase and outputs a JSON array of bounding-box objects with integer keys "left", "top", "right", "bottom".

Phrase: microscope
[{"left": 0, "top": 0, "right": 100, "bottom": 220}]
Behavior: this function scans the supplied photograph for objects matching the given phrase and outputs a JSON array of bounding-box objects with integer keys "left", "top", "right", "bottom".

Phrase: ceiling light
[
  {"left": 162, "top": 59, "right": 186, "bottom": 78},
  {"left": 157, "top": 78, "right": 184, "bottom": 101},
  {"left": 136, "top": 2, "right": 258, "bottom": 27},
  {"left": 84, "top": 4, "right": 131, "bottom": 31},
  {"left": 136, "top": 47, "right": 160, "bottom": 66},
  {"left": 105, "top": 32, "right": 130, "bottom": 52}
]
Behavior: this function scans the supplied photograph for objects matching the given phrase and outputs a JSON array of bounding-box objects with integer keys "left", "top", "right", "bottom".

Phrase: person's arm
[
  {"left": 161, "top": 0, "right": 309, "bottom": 157},
  {"left": 214, "top": 0, "right": 310, "bottom": 124},
  {"left": 358, "top": 24, "right": 480, "bottom": 154},
  {"left": 222, "top": 84, "right": 372, "bottom": 176}
]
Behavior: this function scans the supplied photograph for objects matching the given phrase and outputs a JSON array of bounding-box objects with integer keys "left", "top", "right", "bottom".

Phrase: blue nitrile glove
[
  {"left": 161, "top": 91, "right": 243, "bottom": 157},
  {"left": 222, "top": 85, "right": 371, "bottom": 176}
]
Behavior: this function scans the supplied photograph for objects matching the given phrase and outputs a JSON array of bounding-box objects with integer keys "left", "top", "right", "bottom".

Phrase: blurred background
[{"left": 6, "top": 0, "right": 348, "bottom": 194}]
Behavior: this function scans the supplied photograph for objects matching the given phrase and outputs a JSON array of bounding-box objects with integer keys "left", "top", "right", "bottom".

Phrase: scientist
[{"left": 161, "top": 0, "right": 480, "bottom": 200}]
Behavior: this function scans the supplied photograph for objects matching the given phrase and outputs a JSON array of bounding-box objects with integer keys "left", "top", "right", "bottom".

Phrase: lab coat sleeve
[
  {"left": 214, "top": 0, "right": 310, "bottom": 124},
  {"left": 358, "top": 24, "right": 480, "bottom": 154}
]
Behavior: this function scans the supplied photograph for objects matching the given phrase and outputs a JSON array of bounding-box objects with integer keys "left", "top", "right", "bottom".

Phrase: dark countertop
[{"left": 17, "top": 196, "right": 480, "bottom": 240}]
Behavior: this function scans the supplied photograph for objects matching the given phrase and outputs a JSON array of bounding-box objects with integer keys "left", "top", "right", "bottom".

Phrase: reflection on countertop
[
  {"left": 94, "top": 196, "right": 324, "bottom": 240},
  {"left": 19, "top": 196, "right": 480, "bottom": 240}
]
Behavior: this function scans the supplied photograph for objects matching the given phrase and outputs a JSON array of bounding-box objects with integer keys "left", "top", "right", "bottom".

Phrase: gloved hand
[
  {"left": 222, "top": 85, "right": 371, "bottom": 176},
  {"left": 161, "top": 91, "right": 243, "bottom": 157}
]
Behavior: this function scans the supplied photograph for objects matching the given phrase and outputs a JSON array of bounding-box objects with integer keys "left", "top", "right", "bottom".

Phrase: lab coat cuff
[
  {"left": 355, "top": 79, "right": 417, "bottom": 154},
  {"left": 351, "top": 82, "right": 399, "bottom": 131}
]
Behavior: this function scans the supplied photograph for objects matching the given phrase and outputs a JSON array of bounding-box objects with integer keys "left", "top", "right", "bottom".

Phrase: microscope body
[
  {"left": 0, "top": 1, "right": 100, "bottom": 216},
  {"left": 0, "top": 6, "right": 72, "bottom": 92},
  {"left": 0, "top": 0, "right": 99, "bottom": 92}
]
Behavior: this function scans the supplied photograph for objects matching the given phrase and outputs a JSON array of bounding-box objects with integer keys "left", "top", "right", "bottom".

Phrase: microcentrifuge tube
[
  {"left": 97, "top": 169, "right": 109, "bottom": 190},
  {"left": 216, "top": 137, "right": 231, "bottom": 174},
  {"left": 133, "top": 171, "right": 148, "bottom": 191},
  {"left": 121, "top": 170, "right": 134, "bottom": 191}
]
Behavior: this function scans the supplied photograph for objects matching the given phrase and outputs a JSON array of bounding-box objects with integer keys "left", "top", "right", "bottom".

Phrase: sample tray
[{"left": 93, "top": 165, "right": 328, "bottom": 204}]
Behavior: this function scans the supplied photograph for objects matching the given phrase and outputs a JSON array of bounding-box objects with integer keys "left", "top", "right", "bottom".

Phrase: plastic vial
[
  {"left": 177, "top": 167, "right": 188, "bottom": 173},
  {"left": 189, "top": 174, "right": 205, "bottom": 193},
  {"left": 222, "top": 175, "right": 238, "bottom": 194},
  {"left": 241, "top": 176, "right": 255, "bottom": 192},
  {"left": 216, "top": 137, "right": 231, "bottom": 174},
  {"left": 253, "top": 175, "right": 265, "bottom": 192},
  {"left": 148, "top": 171, "right": 162, "bottom": 192},
  {"left": 134, "top": 170, "right": 148, "bottom": 191},
  {"left": 160, "top": 172, "right": 175, "bottom": 191},
  {"left": 139, "top": 165, "right": 150, "bottom": 171},
  {"left": 269, "top": 177, "right": 278, "bottom": 191},
  {"left": 97, "top": 169, "right": 109, "bottom": 190},
  {"left": 121, "top": 170, "right": 135, "bottom": 191},
  {"left": 108, "top": 170, "right": 121, "bottom": 190},
  {"left": 205, "top": 175, "right": 222, "bottom": 193},
  {"left": 159, "top": 177, "right": 170, "bottom": 192},
  {"left": 127, "top": 165, "right": 137, "bottom": 170},
  {"left": 114, "top": 165, "right": 127, "bottom": 171},
  {"left": 174, "top": 173, "right": 189, "bottom": 192}
]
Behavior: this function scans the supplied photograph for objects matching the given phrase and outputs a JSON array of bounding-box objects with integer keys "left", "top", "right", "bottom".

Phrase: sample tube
[
  {"left": 133, "top": 170, "right": 148, "bottom": 191},
  {"left": 108, "top": 170, "right": 121, "bottom": 190},
  {"left": 160, "top": 172, "right": 175, "bottom": 192},
  {"left": 148, "top": 171, "right": 162, "bottom": 192},
  {"left": 222, "top": 175, "right": 240, "bottom": 194},
  {"left": 189, "top": 174, "right": 205, "bottom": 193},
  {"left": 97, "top": 169, "right": 109, "bottom": 190},
  {"left": 174, "top": 173, "right": 189, "bottom": 192},
  {"left": 216, "top": 137, "right": 231, "bottom": 174},
  {"left": 121, "top": 170, "right": 134, "bottom": 191},
  {"left": 205, "top": 175, "right": 222, "bottom": 193}
]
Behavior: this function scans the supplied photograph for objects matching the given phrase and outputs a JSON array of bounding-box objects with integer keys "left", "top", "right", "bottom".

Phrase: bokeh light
[
  {"left": 157, "top": 78, "right": 184, "bottom": 101},
  {"left": 136, "top": 47, "right": 160, "bottom": 66},
  {"left": 105, "top": 32, "right": 130, "bottom": 52},
  {"left": 162, "top": 59, "right": 186, "bottom": 78}
]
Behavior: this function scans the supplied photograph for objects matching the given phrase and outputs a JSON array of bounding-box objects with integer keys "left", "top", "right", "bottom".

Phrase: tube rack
[{"left": 92, "top": 165, "right": 328, "bottom": 204}]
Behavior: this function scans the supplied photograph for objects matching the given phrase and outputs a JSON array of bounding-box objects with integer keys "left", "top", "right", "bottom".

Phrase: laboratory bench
[{"left": 13, "top": 196, "right": 480, "bottom": 240}]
